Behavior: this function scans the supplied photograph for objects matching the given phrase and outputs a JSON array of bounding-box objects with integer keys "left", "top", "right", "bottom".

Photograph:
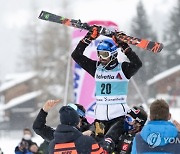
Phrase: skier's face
[
  {"left": 99, "top": 56, "right": 111, "bottom": 65},
  {"left": 97, "top": 50, "right": 112, "bottom": 65}
]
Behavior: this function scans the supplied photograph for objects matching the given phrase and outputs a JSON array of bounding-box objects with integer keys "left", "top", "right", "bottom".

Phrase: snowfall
[{"left": 0, "top": 108, "right": 179, "bottom": 154}]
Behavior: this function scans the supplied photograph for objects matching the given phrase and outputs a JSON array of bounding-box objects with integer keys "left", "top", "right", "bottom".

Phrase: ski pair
[{"left": 38, "top": 11, "right": 163, "bottom": 53}]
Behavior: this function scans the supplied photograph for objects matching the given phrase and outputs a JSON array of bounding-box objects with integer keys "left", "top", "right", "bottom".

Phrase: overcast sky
[{"left": 0, "top": 0, "right": 176, "bottom": 81}]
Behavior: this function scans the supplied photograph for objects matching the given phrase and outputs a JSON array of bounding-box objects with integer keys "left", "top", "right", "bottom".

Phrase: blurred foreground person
[{"left": 131, "top": 99, "right": 180, "bottom": 154}]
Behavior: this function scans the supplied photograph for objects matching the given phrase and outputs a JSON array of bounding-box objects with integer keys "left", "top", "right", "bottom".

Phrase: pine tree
[
  {"left": 129, "top": 0, "right": 163, "bottom": 102},
  {"left": 20, "top": 17, "right": 71, "bottom": 98},
  {"left": 19, "top": 2, "right": 72, "bottom": 126},
  {"left": 164, "top": 0, "right": 180, "bottom": 68}
]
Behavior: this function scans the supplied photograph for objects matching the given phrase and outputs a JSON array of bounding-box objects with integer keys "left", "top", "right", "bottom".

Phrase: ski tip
[
  {"left": 147, "top": 42, "right": 164, "bottom": 53},
  {"left": 38, "top": 11, "right": 44, "bottom": 19},
  {"left": 154, "top": 43, "right": 164, "bottom": 53},
  {"left": 158, "top": 43, "right": 164, "bottom": 52}
]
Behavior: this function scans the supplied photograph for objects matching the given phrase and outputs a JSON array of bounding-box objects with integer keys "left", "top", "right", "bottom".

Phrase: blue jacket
[{"left": 131, "top": 120, "right": 180, "bottom": 154}]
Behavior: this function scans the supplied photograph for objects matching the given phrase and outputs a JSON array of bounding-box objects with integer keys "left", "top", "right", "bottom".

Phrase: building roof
[
  {"left": 147, "top": 65, "right": 180, "bottom": 85},
  {"left": 0, "top": 90, "right": 42, "bottom": 111},
  {"left": 0, "top": 72, "right": 37, "bottom": 92}
]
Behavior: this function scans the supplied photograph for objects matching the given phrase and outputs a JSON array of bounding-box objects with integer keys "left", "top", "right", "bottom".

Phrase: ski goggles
[
  {"left": 97, "top": 51, "right": 111, "bottom": 59},
  {"left": 124, "top": 115, "right": 135, "bottom": 131},
  {"left": 125, "top": 115, "right": 135, "bottom": 125},
  {"left": 67, "top": 103, "right": 85, "bottom": 118}
]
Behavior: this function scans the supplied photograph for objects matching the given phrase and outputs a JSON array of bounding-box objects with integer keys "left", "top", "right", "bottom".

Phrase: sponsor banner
[{"left": 72, "top": 21, "right": 118, "bottom": 123}]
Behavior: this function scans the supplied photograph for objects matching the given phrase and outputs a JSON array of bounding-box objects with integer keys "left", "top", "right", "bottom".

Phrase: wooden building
[
  {"left": 147, "top": 65, "right": 180, "bottom": 107},
  {"left": 0, "top": 72, "right": 41, "bottom": 130}
]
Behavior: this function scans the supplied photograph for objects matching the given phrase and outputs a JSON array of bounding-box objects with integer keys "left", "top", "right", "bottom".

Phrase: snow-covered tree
[
  {"left": 129, "top": 0, "right": 163, "bottom": 101},
  {"left": 164, "top": 0, "right": 180, "bottom": 68},
  {"left": 131, "top": 1, "right": 164, "bottom": 81},
  {"left": 19, "top": 2, "right": 73, "bottom": 126}
]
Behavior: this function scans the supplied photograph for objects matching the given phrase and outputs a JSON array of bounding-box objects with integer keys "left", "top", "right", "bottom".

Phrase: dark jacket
[
  {"left": 71, "top": 41, "right": 142, "bottom": 79},
  {"left": 33, "top": 109, "right": 92, "bottom": 142},
  {"left": 33, "top": 109, "right": 54, "bottom": 142},
  {"left": 49, "top": 124, "right": 104, "bottom": 154},
  {"left": 104, "top": 118, "right": 135, "bottom": 153},
  {"left": 116, "top": 133, "right": 135, "bottom": 154},
  {"left": 131, "top": 121, "right": 180, "bottom": 154}
]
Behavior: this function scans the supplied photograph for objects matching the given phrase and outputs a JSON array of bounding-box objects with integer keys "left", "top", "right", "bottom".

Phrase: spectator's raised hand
[
  {"left": 173, "top": 120, "right": 180, "bottom": 132},
  {"left": 43, "top": 99, "right": 61, "bottom": 112}
]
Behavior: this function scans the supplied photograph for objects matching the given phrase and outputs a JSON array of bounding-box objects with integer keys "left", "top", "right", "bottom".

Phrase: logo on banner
[{"left": 86, "top": 101, "right": 96, "bottom": 117}]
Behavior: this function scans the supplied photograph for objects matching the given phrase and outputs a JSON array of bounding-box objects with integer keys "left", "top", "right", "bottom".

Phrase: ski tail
[
  {"left": 117, "top": 34, "right": 164, "bottom": 53},
  {"left": 38, "top": 11, "right": 163, "bottom": 53},
  {"left": 38, "top": 11, "right": 91, "bottom": 30}
]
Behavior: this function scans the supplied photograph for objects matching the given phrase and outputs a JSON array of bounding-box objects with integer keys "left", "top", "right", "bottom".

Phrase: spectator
[
  {"left": 33, "top": 100, "right": 105, "bottom": 153},
  {"left": 71, "top": 26, "right": 142, "bottom": 134},
  {"left": 15, "top": 128, "right": 34, "bottom": 154},
  {"left": 74, "top": 103, "right": 92, "bottom": 133},
  {"left": 29, "top": 142, "right": 43, "bottom": 154},
  {"left": 131, "top": 99, "right": 180, "bottom": 154},
  {"left": 33, "top": 100, "right": 93, "bottom": 143},
  {"left": 67, "top": 103, "right": 94, "bottom": 136},
  {"left": 48, "top": 105, "right": 104, "bottom": 153}
]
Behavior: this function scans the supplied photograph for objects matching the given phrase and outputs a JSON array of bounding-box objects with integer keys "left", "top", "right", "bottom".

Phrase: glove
[
  {"left": 81, "top": 25, "right": 101, "bottom": 45},
  {"left": 95, "top": 122, "right": 105, "bottom": 137},
  {"left": 112, "top": 31, "right": 130, "bottom": 53}
]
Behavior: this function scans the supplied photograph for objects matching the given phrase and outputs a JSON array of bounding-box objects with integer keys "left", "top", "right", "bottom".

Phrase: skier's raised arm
[{"left": 71, "top": 25, "right": 101, "bottom": 77}]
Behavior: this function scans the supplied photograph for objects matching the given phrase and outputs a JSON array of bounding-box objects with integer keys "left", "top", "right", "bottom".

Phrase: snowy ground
[{"left": 0, "top": 108, "right": 180, "bottom": 154}]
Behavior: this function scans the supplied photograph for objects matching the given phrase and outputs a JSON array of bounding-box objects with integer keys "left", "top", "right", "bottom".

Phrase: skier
[{"left": 71, "top": 25, "right": 142, "bottom": 133}]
